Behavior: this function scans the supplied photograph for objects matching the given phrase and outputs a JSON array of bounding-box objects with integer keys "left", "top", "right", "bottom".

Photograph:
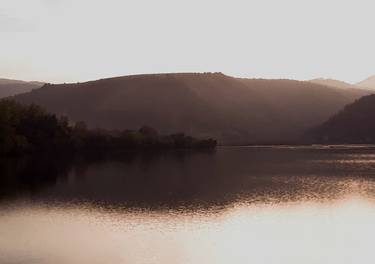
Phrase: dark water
[{"left": 1, "top": 146, "right": 375, "bottom": 263}]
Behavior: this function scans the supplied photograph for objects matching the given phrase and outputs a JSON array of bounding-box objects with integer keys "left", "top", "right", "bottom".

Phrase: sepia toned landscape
[{"left": 1, "top": 0, "right": 375, "bottom": 263}]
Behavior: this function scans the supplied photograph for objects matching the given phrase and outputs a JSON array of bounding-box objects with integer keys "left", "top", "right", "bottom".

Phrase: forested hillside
[
  {"left": 12, "top": 73, "right": 371, "bottom": 144},
  {"left": 307, "top": 94, "right": 375, "bottom": 143}
]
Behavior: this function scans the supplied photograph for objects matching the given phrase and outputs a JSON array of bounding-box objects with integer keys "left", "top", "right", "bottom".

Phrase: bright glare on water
[{"left": 1, "top": 146, "right": 375, "bottom": 264}]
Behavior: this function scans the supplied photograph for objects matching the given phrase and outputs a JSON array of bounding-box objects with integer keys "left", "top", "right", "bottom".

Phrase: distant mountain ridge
[
  {"left": 356, "top": 75, "right": 375, "bottom": 90},
  {"left": 309, "top": 78, "right": 359, "bottom": 90},
  {"left": 310, "top": 76, "right": 375, "bottom": 91},
  {"left": 10, "top": 72, "right": 373, "bottom": 144},
  {"left": 0, "top": 78, "right": 44, "bottom": 98}
]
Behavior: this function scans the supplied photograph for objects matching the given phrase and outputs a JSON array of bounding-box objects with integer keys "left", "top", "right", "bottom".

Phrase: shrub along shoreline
[{"left": 0, "top": 100, "right": 217, "bottom": 155}]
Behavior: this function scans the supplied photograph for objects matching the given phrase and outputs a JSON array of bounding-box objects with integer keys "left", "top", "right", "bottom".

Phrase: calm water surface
[{"left": 1, "top": 146, "right": 375, "bottom": 264}]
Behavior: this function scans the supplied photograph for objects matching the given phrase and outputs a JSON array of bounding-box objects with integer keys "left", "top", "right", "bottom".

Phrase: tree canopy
[{"left": 0, "top": 100, "right": 216, "bottom": 155}]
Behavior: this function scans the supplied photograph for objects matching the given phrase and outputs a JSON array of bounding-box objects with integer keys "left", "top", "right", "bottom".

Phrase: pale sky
[{"left": 1, "top": 0, "right": 374, "bottom": 84}]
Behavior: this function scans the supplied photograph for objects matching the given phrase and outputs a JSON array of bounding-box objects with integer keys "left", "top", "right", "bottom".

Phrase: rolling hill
[
  {"left": 11, "top": 72, "right": 372, "bottom": 144},
  {"left": 307, "top": 94, "right": 375, "bottom": 144},
  {"left": 0, "top": 78, "right": 44, "bottom": 98}
]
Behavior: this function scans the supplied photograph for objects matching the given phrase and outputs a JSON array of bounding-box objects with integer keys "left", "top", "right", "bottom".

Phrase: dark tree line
[{"left": 0, "top": 100, "right": 216, "bottom": 155}]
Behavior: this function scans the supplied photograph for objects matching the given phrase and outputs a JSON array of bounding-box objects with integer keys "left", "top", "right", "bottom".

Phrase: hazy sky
[{"left": 1, "top": 0, "right": 374, "bottom": 83}]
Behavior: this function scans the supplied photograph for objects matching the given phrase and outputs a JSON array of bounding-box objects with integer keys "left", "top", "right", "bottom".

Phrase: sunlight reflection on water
[
  {"left": 1, "top": 197, "right": 375, "bottom": 264},
  {"left": 1, "top": 147, "right": 375, "bottom": 264}
]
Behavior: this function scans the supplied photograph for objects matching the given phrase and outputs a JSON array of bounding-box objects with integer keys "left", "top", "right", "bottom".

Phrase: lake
[{"left": 1, "top": 146, "right": 375, "bottom": 264}]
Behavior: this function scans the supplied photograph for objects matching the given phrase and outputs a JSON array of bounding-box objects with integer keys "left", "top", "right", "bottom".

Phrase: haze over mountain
[
  {"left": 309, "top": 78, "right": 359, "bottom": 90},
  {"left": 356, "top": 75, "right": 375, "bottom": 90},
  {"left": 0, "top": 78, "right": 44, "bottom": 98},
  {"left": 308, "top": 94, "right": 375, "bottom": 144},
  {"left": 11, "top": 72, "right": 372, "bottom": 144},
  {"left": 310, "top": 76, "right": 375, "bottom": 92}
]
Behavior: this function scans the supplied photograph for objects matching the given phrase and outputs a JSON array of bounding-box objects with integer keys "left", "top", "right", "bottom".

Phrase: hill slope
[
  {"left": 0, "top": 78, "right": 44, "bottom": 98},
  {"left": 356, "top": 75, "right": 375, "bottom": 90},
  {"left": 11, "top": 73, "right": 372, "bottom": 144},
  {"left": 307, "top": 94, "right": 375, "bottom": 143}
]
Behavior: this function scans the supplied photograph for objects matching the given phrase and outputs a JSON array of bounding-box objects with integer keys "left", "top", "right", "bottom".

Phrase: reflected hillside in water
[{"left": 2, "top": 147, "right": 375, "bottom": 210}]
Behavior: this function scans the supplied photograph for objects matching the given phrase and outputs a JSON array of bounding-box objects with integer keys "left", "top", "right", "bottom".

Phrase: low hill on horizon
[
  {"left": 10, "top": 72, "right": 372, "bottom": 144},
  {"left": 0, "top": 78, "right": 44, "bottom": 98}
]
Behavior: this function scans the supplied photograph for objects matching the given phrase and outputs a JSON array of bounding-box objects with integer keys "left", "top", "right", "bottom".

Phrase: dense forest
[
  {"left": 307, "top": 94, "right": 375, "bottom": 143},
  {"left": 11, "top": 72, "right": 372, "bottom": 144},
  {"left": 0, "top": 100, "right": 216, "bottom": 155}
]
